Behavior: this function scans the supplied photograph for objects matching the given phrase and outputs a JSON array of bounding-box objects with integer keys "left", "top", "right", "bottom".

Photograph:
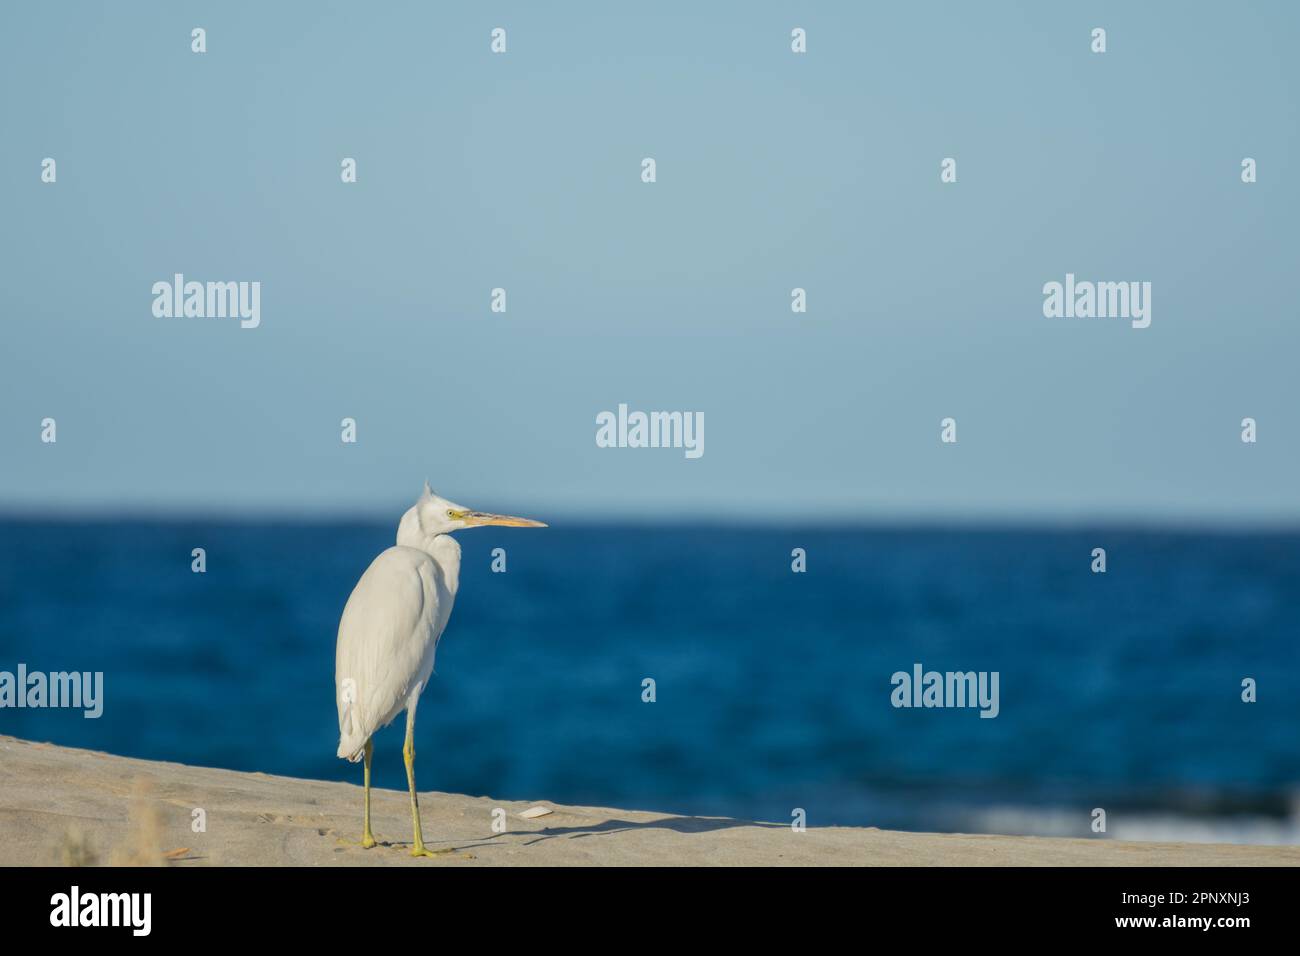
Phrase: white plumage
[
  {"left": 335, "top": 538, "right": 458, "bottom": 761},
  {"left": 332, "top": 482, "right": 545, "bottom": 856}
]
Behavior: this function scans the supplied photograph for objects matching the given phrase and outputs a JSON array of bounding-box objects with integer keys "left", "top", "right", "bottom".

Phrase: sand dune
[{"left": 1, "top": 735, "right": 1295, "bottom": 867}]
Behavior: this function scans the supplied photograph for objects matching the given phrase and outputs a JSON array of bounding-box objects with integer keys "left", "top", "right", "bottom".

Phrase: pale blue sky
[{"left": 3, "top": 2, "right": 1298, "bottom": 522}]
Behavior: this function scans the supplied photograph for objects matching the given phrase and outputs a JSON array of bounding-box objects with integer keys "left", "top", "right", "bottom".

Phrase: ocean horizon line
[{"left": 4, "top": 506, "right": 1300, "bottom": 535}]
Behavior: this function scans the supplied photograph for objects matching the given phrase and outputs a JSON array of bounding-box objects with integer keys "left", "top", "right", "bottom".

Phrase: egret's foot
[
  {"left": 410, "top": 844, "right": 455, "bottom": 858},
  {"left": 335, "top": 834, "right": 381, "bottom": 849}
]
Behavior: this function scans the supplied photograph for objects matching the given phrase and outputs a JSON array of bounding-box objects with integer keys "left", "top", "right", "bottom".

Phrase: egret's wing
[{"left": 334, "top": 547, "right": 437, "bottom": 759}]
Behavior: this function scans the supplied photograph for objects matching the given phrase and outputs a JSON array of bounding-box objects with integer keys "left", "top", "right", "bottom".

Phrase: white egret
[{"left": 335, "top": 482, "right": 546, "bottom": 856}]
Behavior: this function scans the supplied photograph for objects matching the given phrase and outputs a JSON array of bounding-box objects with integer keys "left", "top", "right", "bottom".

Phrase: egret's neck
[
  {"left": 427, "top": 534, "right": 461, "bottom": 595},
  {"left": 396, "top": 510, "right": 461, "bottom": 594}
]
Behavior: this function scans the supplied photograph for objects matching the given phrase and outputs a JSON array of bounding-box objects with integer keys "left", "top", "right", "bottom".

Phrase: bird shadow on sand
[{"left": 457, "top": 815, "right": 785, "bottom": 850}]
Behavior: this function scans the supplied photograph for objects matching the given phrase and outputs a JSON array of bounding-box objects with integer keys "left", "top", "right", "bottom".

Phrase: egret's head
[{"left": 398, "top": 481, "right": 547, "bottom": 543}]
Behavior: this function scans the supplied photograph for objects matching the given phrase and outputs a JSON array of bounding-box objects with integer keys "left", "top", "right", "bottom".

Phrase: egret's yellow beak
[{"left": 460, "top": 511, "right": 547, "bottom": 528}]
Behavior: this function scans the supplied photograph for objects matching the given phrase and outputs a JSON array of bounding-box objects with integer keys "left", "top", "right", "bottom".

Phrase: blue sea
[{"left": 1, "top": 518, "right": 1297, "bottom": 844}]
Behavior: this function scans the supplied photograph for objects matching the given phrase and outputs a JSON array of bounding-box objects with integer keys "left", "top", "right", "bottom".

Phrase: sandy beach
[{"left": 1, "top": 735, "right": 1295, "bottom": 867}]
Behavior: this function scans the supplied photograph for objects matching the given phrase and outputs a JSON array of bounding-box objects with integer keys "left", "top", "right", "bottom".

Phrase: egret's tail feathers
[{"left": 338, "top": 735, "right": 366, "bottom": 763}]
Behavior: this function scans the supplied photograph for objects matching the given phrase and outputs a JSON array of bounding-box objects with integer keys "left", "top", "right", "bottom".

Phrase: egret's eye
[{"left": 446, "top": 510, "right": 455, "bottom": 519}]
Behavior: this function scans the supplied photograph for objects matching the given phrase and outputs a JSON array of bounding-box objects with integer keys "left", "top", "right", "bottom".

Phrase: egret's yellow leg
[
  {"left": 403, "top": 706, "right": 451, "bottom": 858},
  {"left": 360, "top": 739, "right": 376, "bottom": 848}
]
